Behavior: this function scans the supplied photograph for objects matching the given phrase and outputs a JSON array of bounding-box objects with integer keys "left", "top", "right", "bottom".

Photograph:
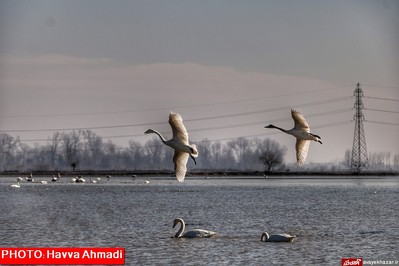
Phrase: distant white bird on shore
[
  {"left": 261, "top": 232, "right": 296, "bottom": 242},
  {"left": 145, "top": 112, "right": 199, "bottom": 182},
  {"left": 26, "top": 173, "right": 34, "bottom": 182},
  {"left": 11, "top": 181, "right": 21, "bottom": 188},
  {"left": 72, "top": 176, "right": 85, "bottom": 183},
  {"left": 265, "top": 109, "right": 322, "bottom": 165},
  {"left": 52, "top": 173, "right": 61, "bottom": 182},
  {"left": 172, "top": 218, "right": 216, "bottom": 238},
  {"left": 40, "top": 180, "right": 48, "bottom": 184}
]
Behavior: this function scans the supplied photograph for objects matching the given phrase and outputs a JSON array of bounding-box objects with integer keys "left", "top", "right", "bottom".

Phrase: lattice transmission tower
[{"left": 350, "top": 83, "right": 368, "bottom": 172}]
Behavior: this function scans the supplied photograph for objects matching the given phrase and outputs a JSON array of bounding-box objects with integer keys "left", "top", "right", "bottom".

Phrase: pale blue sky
[{"left": 0, "top": 0, "right": 398, "bottom": 164}]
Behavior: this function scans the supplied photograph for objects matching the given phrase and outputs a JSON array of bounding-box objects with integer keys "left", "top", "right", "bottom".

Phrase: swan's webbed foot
[{"left": 190, "top": 154, "right": 197, "bottom": 165}]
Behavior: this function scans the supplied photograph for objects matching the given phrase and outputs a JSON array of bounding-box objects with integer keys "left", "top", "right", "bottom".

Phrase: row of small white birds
[
  {"left": 173, "top": 218, "right": 296, "bottom": 242},
  {"left": 10, "top": 173, "right": 103, "bottom": 187},
  {"left": 145, "top": 110, "right": 322, "bottom": 182}
]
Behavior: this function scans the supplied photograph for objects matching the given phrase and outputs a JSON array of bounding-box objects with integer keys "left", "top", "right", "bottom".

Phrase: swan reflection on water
[{"left": 172, "top": 218, "right": 217, "bottom": 238}]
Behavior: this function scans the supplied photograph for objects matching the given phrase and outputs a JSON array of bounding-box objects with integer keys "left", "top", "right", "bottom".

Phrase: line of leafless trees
[
  {"left": 1, "top": 131, "right": 398, "bottom": 173},
  {"left": 343, "top": 149, "right": 399, "bottom": 171},
  {"left": 0, "top": 130, "right": 287, "bottom": 172}
]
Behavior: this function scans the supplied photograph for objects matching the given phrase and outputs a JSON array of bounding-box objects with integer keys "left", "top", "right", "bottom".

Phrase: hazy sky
[{"left": 0, "top": 0, "right": 398, "bottom": 164}]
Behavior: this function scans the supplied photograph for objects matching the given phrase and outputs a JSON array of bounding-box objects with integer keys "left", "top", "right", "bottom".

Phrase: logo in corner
[{"left": 342, "top": 258, "right": 363, "bottom": 266}]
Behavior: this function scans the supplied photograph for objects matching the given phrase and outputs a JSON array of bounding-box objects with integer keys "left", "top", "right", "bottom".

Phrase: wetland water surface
[{"left": 1, "top": 176, "right": 398, "bottom": 265}]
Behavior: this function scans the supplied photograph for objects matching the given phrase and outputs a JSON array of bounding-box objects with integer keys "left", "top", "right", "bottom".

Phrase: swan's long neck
[
  {"left": 267, "top": 124, "right": 288, "bottom": 133},
  {"left": 175, "top": 219, "right": 185, "bottom": 238},
  {"left": 148, "top": 129, "right": 167, "bottom": 143}
]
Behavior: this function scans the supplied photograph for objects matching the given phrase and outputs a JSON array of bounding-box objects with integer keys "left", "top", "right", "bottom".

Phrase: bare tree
[
  {"left": 196, "top": 139, "right": 212, "bottom": 169},
  {"left": 144, "top": 138, "right": 166, "bottom": 169},
  {"left": 394, "top": 154, "right": 399, "bottom": 170},
  {"left": 0, "top": 133, "right": 18, "bottom": 170},
  {"left": 61, "top": 131, "right": 81, "bottom": 171},
  {"left": 48, "top": 132, "right": 61, "bottom": 169},
  {"left": 82, "top": 130, "right": 103, "bottom": 168},
  {"left": 344, "top": 149, "right": 351, "bottom": 169},
  {"left": 128, "top": 140, "right": 144, "bottom": 169},
  {"left": 258, "top": 138, "right": 287, "bottom": 172},
  {"left": 210, "top": 141, "right": 222, "bottom": 169},
  {"left": 227, "top": 137, "right": 252, "bottom": 169}
]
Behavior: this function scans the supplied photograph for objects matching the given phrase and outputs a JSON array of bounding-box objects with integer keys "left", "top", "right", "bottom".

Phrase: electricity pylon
[{"left": 350, "top": 83, "right": 368, "bottom": 173}]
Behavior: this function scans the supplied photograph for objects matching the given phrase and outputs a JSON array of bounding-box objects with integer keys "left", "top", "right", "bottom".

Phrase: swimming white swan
[
  {"left": 11, "top": 181, "right": 21, "bottom": 188},
  {"left": 260, "top": 232, "right": 296, "bottom": 242},
  {"left": 173, "top": 218, "right": 216, "bottom": 238},
  {"left": 145, "top": 112, "right": 199, "bottom": 182},
  {"left": 265, "top": 109, "right": 322, "bottom": 165}
]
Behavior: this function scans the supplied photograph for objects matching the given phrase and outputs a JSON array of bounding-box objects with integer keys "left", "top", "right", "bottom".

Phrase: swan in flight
[
  {"left": 173, "top": 218, "right": 216, "bottom": 238},
  {"left": 145, "top": 112, "right": 199, "bottom": 182},
  {"left": 261, "top": 232, "right": 296, "bottom": 242},
  {"left": 265, "top": 109, "right": 322, "bottom": 165}
]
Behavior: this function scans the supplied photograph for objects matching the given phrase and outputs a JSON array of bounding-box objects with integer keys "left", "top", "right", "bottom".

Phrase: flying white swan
[
  {"left": 173, "top": 218, "right": 216, "bottom": 238},
  {"left": 260, "top": 232, "right": 296, "bottom": 242},
  {"left": 265, "top": 109, "right": 322, "bottom": 165},
  {"left": 145, "top": 112, "right": 199, "bottom": 182}
]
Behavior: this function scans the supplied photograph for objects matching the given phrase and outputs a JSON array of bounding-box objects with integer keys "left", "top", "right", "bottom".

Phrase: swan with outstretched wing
[
  {"left": 265, "top": 109, "right": 322, "bottom": 165},
  {"left": 145, "top": 112, "right": 198, "bottom": 182}
]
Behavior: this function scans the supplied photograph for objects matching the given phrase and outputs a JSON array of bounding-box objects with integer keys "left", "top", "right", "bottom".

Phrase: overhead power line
[
  {"left": 364, "top": 96, "right": 399, "bottom": 102},
  {"left": 365, "top": 120, "right": 399, "bottom": 126},
  {"left": 0, "top": 97, "right": 353, "bottom": 133},
  {"left": 0, "top": 84, "right": 353, "bottom": 119},
  {"left": 18, "top": 120, "right": 354, "bottom": 144},
  {"left": 364, "top": 108, "right": 399, "bottom": 114}
]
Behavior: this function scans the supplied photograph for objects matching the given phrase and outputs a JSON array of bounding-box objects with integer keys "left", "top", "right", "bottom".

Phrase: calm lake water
[{"left": 1, "top": 175, "right": 398, "bottom": 265}]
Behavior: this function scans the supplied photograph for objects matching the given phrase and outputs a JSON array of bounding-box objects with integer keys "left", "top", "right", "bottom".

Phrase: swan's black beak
[{"left": 318, "top": 140, "right": 322, "bottom": 144}]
